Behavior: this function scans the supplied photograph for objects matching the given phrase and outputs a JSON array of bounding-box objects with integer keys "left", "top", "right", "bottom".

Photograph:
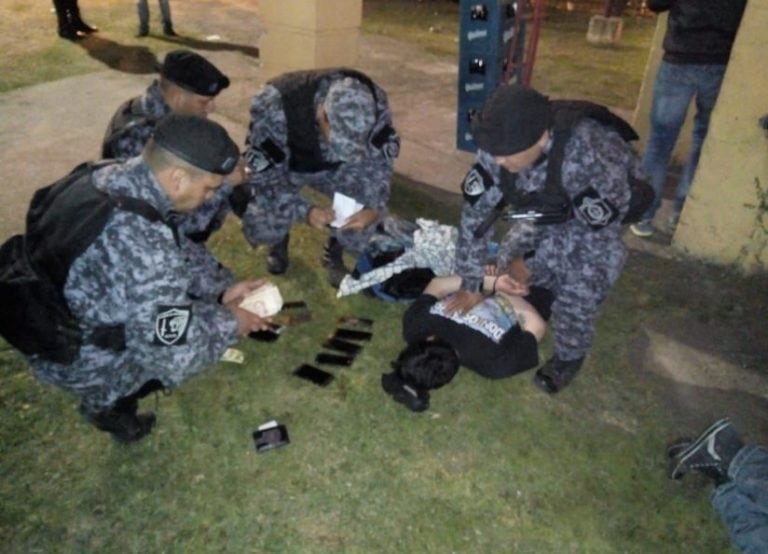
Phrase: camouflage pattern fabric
[
  {"left": 324, "top": 77, "right": 376, "bottom": 162},
  {"left": 456, "top": 119, "right": 643, "bottom": 361},
  {"left": 241, "top": 72, "right": 399, "bottom": 253},
  {"left": 102, "top": 80, "right": 233, "bottom": 243},
  {"left": 27, "top": 158, "right": 238, "bottom": 413}
]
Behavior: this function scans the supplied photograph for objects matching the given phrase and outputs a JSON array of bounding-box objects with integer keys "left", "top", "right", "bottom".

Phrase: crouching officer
[
  {"left": 102, "top": 49, "right": 235, "bottom": 247},
  {"left": 233, "top": 68, "right": 400, "bottom": 287},
  {"left": 449, "top": 84, "right": 647, "bottom": 394},
  {"left": 16, "top": 115, "right": 271, "bottom": 443}
]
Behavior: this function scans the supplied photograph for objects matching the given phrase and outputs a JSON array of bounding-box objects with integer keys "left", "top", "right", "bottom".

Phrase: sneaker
[
  {"left": 668, "top": 418, "right": 743, "bottom": 483},
  {"left": 533, "top": 356, "right": 584, "bottom": 394},
  {"left": 322, "top": 237, "right": 348, "bottom": 288},
  {"left": 665, "top": 211, "right": 680, "bottom": 233},
  {"left": 630, "top": 220, "right": 654, "bottom": 237},
  {"left": 266, "top": 234, "right": 290, "bottom": 275}
]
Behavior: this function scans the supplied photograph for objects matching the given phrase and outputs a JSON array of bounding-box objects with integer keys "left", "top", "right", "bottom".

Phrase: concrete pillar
[
  {"left": 258, "top": 0, "right": 362, "bottom": 80},
  {"left": 672, "top": 0, "right": 768, "bottom": 273},
  {"left": 632, "top": 12, "right": 693, "bottom": 161}
]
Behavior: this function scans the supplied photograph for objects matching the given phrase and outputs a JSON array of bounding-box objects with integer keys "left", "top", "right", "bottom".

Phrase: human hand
[
  {"left": 443, "top": 290, "right": 484, "bottom": 314},
  {"left": 228, "top": 157, "right": 252, "bottom": 187},
  {"left": 228, "top": 305, "right": 273, "bottom": 336},
  {"left": 340, "top": 208, "right": 378, "bottom": 232},
  {"left": 506, "top": 257, "right": 531, "bottom": 292},
  {"left": 493, "top": 274, "right": 529, "bottom": 296},
  {"left": 221, "top": 279, "right": 267, "bottom": 305},
  {"left": 307, "top": 206, "right": 335, "bottom": 229}
]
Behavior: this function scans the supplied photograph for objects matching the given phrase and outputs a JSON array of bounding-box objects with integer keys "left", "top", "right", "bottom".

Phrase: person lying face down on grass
[{"left": 381, "top": 259, "right": 553, "bottom": 411}]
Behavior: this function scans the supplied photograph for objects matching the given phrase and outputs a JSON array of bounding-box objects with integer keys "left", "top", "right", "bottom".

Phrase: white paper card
[{"left": 329, "top": 192, "right": 364, "bottom": 228}]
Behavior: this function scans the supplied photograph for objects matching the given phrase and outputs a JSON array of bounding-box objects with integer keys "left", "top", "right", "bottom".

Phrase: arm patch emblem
[
  {"left": 573, "top": 187, "right": 619, "bottom": 229},
  {"left": 462, "top": 163, "right": 493, "bottom": 205},
  {"left": 153, "top": 305, "right": 191, "bottom": 346}
]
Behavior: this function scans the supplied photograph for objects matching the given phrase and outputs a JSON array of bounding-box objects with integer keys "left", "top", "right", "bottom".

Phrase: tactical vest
[
  {"left": 269, "top": 68, "right": 389, "bottom": 173},
  {"left": 102, "top": 97, "right": 154, "bottom": 159},
  {"left": 0, "top": 162, "right": 168, "bottom": 364}
]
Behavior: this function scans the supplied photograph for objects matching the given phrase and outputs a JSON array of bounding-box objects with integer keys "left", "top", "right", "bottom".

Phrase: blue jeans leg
[
  {"left": 641, "top": 62, "right": 726, "bottom": 220},
  {"left": 673, "top": 65, "right": 727, "bottom": 212},
  {"left": 711, "top": 445, "right": 768, "bottom": 554}
]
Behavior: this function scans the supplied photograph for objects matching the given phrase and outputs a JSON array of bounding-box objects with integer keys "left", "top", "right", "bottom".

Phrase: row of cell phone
[{"left": 293, "top": 319, "right": 374, "bottom": 386}]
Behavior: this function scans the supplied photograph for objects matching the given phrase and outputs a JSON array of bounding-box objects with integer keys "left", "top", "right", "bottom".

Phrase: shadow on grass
[
  {"left": 76, "top": 35, "right": 159, "bottom": 74},
  {"left": 156, "top": 34, "right": 260, "bottom": 59}
]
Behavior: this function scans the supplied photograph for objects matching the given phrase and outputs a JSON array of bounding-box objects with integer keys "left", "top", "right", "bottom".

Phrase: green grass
[
  {"left": 2, "top": 178, "right": 761, "bottom": 552},
  {"left": 0, "top": 2, "right": 761, "bottom": 552},
  {"left": 363, "top": 0, "right": 656, "bottom": 108}
]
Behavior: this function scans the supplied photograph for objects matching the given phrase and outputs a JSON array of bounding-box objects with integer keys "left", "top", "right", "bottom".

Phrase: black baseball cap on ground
[
  {"left": 472, "top": 84, "right": 552, "bottom": 156},
  {"left": 161, "top": 49, "right": 230, "bottom": 97},
  {"left": 153, "top": 114, "right": 239, "bottom": 175}
]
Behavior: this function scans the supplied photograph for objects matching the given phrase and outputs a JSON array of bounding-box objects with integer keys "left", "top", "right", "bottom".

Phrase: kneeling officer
[{"left": 0, "top": 115, "right": 271, "bottom": 443}]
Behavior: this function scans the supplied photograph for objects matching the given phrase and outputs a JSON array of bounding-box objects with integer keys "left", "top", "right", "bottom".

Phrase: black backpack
[{"left": 0, "top": 161, "right": 164, "bottom": 364}]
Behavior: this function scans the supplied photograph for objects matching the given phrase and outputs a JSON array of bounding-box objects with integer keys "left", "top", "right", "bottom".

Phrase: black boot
[
  {"left": 67, "top": 0, "right": 97, "bottom": 33},
  {"left": 533, "top": 356, "right": 584, "bottom": 394},
  {"left": 267, "top": 234, "right": 290, "bottom": 275},
  {"left": 322, "top": 237, "right": 348, "bottom": 288},
  {"left": 53, "top": 0, "right": 78, "bottom": 40},
  {"left": 81, "top": 392, "right": 156, "bottom": 444},
  {"left": 163, "top": 23, "right": 177, "bottom": 36},
  {"left": 668, "top": 418, "right": 743, "bottom": 484}
]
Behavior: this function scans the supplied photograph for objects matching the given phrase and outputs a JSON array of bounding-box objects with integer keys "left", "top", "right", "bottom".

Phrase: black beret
[
  {"left": 153, "top": 114, "right": 239, "bottom": 175},
  {"left": 472, "top": 84, "right": 552, "bottom": 156},
  {"left": 161, "top": 49, "right": 230, "bottom": 97}
]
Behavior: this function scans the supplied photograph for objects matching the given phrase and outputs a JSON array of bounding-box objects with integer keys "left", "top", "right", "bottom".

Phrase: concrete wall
[
  {"left": 672, "top": 0, "right": 768, "bottom": 273},
  {"left": 258, "top": 0, "right": 362, "bottom": 79}
]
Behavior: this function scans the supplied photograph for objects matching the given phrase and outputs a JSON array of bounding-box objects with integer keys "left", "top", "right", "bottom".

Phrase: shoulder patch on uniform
[
  {"left": 153, "top": 305, "right": 191, "bottom": 346},
  {"left": 573, "top": 186, "right": 619, "bottom": 229},
  {"left": 462, "top": 163, "right": 493, "bottom": 205},
  {"left": 245, "top": 138, "right": 286, "bottom": 172}
]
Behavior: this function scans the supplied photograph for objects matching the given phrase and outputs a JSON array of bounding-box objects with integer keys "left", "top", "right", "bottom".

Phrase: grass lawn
[
  {"left": 0, "top": 1, "right": 760, "bottom": 553},
  {"left": 363, "top": 0, "right": 657, "bottom": 109}
]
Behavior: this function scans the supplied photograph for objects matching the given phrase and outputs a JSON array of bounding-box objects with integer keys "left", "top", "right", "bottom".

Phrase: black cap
[
  {"left": 153, "top": 114, "right": 239, "bottom": 175},
  {"left": 160, "top": 49, "right": 230, "bottom": 97},
  {"left": 472, "top": 84, "right": 552, "bottom": 156}
]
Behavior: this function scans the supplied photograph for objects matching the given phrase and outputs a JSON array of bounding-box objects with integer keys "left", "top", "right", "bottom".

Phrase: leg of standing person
[
  {"left": 712, "top": 445, "right": 768, "bottom": 554},
  {"left": 53, "top": 0, "right": 77, "bottom": 40},
  {"left": 158, "top": 0, "right": 176, "bottom": 36},
  {"left": 669, "top": 64, "right": 728, "bottom": 226},
  {"left": 136, "top": 0, "right": 149, "bottom": 36},
  {"left": 631, "top": 61, "right": 696, "bottom": 237},
  {"left": 67, "top": 0, "right": 97, "bottom": 34}
]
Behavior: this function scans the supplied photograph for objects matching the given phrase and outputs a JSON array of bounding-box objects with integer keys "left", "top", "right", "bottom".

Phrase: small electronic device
[
  {"left": 333, "top": 328, "right": 373, "bottom": 342},
  {"left": 282, "top": 300, "right": 308, "bottom": 310},
  {"left": 248, "top": 323, "right": 284, "bottom": 342},
  {"left": 322, "top": 337, "right": 362, "bottom": 356},
  {"left": 293, "top": 363, "right": 334, "bottom": 386},
  {"left": 315, "top": 353, "right": 354, "bottom": 366},
  {"left": 252, "top": 420, "right": 290, "bottom": 453}
]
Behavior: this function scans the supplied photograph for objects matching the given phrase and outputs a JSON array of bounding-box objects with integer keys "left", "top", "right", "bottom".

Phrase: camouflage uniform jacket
[
  {"left": 28, "top": 158, "right": 238, "bottom": 411},
  {"left": 102, "top": 80, "right": 233, "bottom": 242},
  {"left": 456, "top": 119, "right": 642, "bottom": 360},
  {"left": 240, "top": 72, "right": 400, "bottom": 248}
]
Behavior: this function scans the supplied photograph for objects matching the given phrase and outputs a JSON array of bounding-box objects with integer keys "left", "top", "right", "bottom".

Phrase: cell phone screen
[
  {"left": 315, "top": 353, "right": 354, "bottom": 366},
  {"left": 322, "top": 338, "right": 362, "bottom": 355},
  {"left": 333, "top": 328, "right": 373, "bottom": 342},
  {"left": 293, "top": 364, "right": 334, "bottom": 386}
]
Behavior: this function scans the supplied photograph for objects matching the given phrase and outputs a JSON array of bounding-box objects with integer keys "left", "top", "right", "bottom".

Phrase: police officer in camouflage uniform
[
  {"left": 450, "top": 85, "right": 644, "bottom": 394},
  {"left": 102, "top": 49, "right": 234, "bottom": 246},
  {"left": 235, "top": 68, "right": 400, "bottom": 287},
  {"left": 28, "top": 115, "right": 271, "bottom": 443}
]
